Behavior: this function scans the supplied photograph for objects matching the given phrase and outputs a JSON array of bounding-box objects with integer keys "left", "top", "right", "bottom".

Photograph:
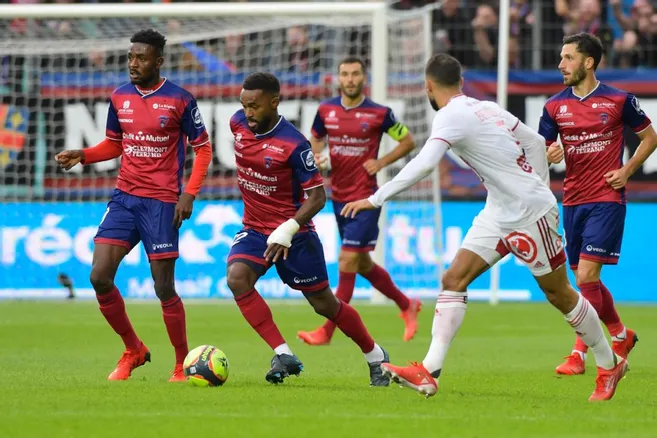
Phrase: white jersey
[
  {"left": 369, "top": 94, "right": 556, "bottom": 228},
  {"left": 431, "top": 95, "right": 556, "bottom": 227}
]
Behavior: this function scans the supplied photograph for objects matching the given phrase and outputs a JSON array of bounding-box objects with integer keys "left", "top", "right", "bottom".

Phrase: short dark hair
[
  {"left": 243, "top": 72, "right": 280, "bottom": 94},
  {"left": 130, "top": 29, "right": 166, "bottom": 57},
  {"left": 563, "top": 32, "right": 604, "bottom": 70},
  {"left": 338, "top": 56, "right": 366, "bottom": 74},
  {"left": 425, "top": 53, "right": 462, "bottom": 87}
]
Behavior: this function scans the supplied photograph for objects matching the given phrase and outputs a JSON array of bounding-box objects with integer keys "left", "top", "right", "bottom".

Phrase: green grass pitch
[{"left": 1, "top": 300, "right": 656, "bottom": 438}]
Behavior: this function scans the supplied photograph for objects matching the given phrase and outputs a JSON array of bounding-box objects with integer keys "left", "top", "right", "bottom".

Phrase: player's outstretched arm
[
  {"left": 265, "top": 186, "right": 326, "bottom": 263},
  {"left": 364, "top": 129, "right": 416, "bottom": 176},
  {"left": 55, "top": 138, "right": 123, "bottom": 170},
  {"left": 341, "top": 137, "right": 447, "bottom": 218},
  {"left": 605, "top": 124, "right": 657, "bottom": 189}
]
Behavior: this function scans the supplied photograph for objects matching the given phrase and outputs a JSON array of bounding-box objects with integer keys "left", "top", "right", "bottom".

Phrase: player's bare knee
[
  {"left": 226, "top": 266, "right": 255, "bottom": 297},
  {"left": 575, "top": 269, "right": 599, "bottom": 287},
  {"left": 153, "top": 281, "right": 176, "bottom": 301},
  {"left": 338, "top": 250, "right": 360, "bottom": 273},
  {"left": 89, "top": 269, "right": 114, "bottom": 294},
  {"left": 441, "top": 269, "right": 469, "bottom": 292},
  {"left": 357, "top": 253, "right": 374, "bottom": 275},
  {"left": 307, "top": 289, "right": 339, "bottom": 319}
]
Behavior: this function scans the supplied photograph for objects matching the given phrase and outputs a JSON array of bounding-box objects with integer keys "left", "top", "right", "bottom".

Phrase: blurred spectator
[
  {"left": 611, "top": 0, "right": 657, "bottom": 67},
  {"left": 432, "top": 0, "right": 477, "bottom": 67}
]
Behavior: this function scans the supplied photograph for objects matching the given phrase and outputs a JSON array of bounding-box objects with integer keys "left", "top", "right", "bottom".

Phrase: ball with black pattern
[{"left": 183, "top": 345, "right": 229, "bottom": 387}]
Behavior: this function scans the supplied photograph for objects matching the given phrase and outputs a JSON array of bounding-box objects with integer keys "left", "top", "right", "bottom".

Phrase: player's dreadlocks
[
  {"left": 243, "top": 72, "right": 280, "bottom": 95},
  {"left": 130, "top": 29, "right": 167, "bottom": 57}
]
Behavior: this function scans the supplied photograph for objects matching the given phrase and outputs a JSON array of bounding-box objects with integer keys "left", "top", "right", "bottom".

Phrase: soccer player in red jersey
[
  {"left": 297, "top": 57, "right": 421, "bottom": 346},
  {"left": 540, "top": 33, "right": 657, "bottom": 375},
  {"left": 55, "top": 30, "right": 212, "bottom": 382},
  {"left": 227, "top": 72, "right": 389, "bottom": 386}
]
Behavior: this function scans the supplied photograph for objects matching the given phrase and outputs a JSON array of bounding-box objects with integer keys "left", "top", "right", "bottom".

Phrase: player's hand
[
  {"left": 340, "top": 199, "right": 376, "bottom": 218},
  {"left": 363, "top": 159, "right": 384, "bottom": 175},
  {"left": 173, "top": 192, "right": 195, "bottom": 229},
  {"left": 55, "top": 150, "right": 84, "bottom": 171},
  {"left": 604, "top": 168, "right": 630, "bottom": 190},
  {"left": 315, "top": 155, "right": 329, "bottom": 171},
  {"left": 265, "top": 219, "right": 300, "bottom": 263},
  {"left": 546, "top": 143, "right": 564, "bottom": 164}
]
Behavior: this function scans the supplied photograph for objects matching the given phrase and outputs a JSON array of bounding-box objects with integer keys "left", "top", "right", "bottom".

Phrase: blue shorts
[
  {"left": 94, "top": 189, "right": 179, "bottom": 260},
  {"left": 227, "top": 228, "right": 329, "bottom": 293},
  {"left": 563, "top": 202, "right": 626, "bottom": 269},
  {"left": 333, "top": 200, "right": 380, "bottom": 252}
]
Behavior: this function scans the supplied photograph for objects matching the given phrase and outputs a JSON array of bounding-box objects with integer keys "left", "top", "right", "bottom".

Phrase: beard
[
  {"left": 564, "top": 64, "right": 587, "bottom": 86},
  {"left": 428, "top": 96, "right": 439, "bottom": 111},
  {"left": 340, "top": 83, "right": 363, "bottom": 99},
  {"left": 249, "top": 116, "right": 272, "bottom": 134}
]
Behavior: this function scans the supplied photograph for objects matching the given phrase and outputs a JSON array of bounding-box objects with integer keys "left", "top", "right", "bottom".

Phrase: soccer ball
[{"left": 183, "top": 345, "right": 229, "bottom": 387}]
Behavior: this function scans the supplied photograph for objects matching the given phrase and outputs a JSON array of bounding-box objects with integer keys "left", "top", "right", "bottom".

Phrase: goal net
[{"left": 0, "top": 2, "right": 444, "bottom": 300}]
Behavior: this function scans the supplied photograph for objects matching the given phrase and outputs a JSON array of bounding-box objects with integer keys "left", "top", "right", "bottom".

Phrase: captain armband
[{"left": 386, "top": 122, "right": 409, "bottom": 141}]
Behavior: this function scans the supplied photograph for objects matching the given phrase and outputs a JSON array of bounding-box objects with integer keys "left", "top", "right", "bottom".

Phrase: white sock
[
  {"left": 364, "top": 343, "right": 385, "bottom": 363},
  {"left": 422, "top": 291, "right": 467, "bottom": 375},
  {"left": 611, "top": 327, "right": 627, "bottom": 342},
  {"left": 564, "top": 295, "right": 615, "bottom": 370},
  {"left": 274, "top": 343, "right": 294, "bottom": 356},
  {"left": 571, "top": 350, "right": 587, "bottom": 361}
]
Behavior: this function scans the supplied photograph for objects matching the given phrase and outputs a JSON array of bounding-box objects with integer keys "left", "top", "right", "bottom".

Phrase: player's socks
[
  {"left": 331, "top": 300, "right": 376, "bottom": 355},
  {"left": 161, "top": 295, "right": 188, "bottom": 365},
  {"left": 274, "top": 343, "right": 294, "bottom": 356},
  {"left": 564, "top": 294, "right": 615, "bottom": 370},
  {"left": 235, "top": 289, "right": 287, "bottom": 350},
  {"left": 320, "top": 272, "right": 356, "bottom": 339},
  {"left": 579, "top": 281, "right": 603, "bottom": 313},
  {"left": 97, "top": 286, "right": 142, "bottom": 351},
  {"left": 599, "top": 281, "right": 625, "bottom": 338},
  {"left": 362, "top": 263, "right": 410, "bottom": 311},
  {"left": 422, "top": 291, "right": 467, "bottom": 376}
]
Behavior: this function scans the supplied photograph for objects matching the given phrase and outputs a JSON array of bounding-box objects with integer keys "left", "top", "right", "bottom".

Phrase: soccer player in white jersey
[{"left": 341, "top": 53, "right": 628, "bottom": 401}]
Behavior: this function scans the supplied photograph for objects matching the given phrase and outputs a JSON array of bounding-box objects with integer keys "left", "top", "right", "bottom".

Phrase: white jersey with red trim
[{"left": 432, "top": 95, "right": 556, "bottom": 227}]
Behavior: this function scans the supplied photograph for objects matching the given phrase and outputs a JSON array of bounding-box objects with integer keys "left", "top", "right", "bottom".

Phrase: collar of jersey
[
  {"left": 255, "top": 115, "right": 284, "bottom": 138},
  {"left": 340, "top": 96, "right": 366, "bottom": 110},
  {"left": 134, "top": 77, "right": 167, "bottom": 98},
  {"left": 570, "top": 81, "right": 600, "bottom": 101}
]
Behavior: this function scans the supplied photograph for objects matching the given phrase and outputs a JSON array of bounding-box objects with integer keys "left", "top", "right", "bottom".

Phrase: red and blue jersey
[
  {"left": 539, "top": 82, "right": 652, "bottom": 206},
  {"left": 311, "top": 97, "right": 405, "bottom": 202},
  {"left": 105, "top": 78, "right": 210, "bottom": 203},
  {"left": 230, "top": 110, "right": 324, "bottom": 235}
]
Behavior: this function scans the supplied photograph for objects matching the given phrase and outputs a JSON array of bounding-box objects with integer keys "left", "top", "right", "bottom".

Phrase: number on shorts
[{"left": 232, "top": 232, "right": 248, "bottom": 247}]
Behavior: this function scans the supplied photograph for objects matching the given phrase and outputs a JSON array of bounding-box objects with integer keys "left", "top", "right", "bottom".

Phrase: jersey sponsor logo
[
  {"left": 325, "top": 124, "right": 339, "bottom": 129},
  {"left": 330, "top": 145, "right": 368, "bottom": 157},
  {"left": 152, "top": 102, "right": 176, "bottom": 111},
  {"left": 118, "top": 118, "right": 133, "bottom": 123},
  {"left": 234, "top": 133, "right": 244, "bottom": 149},
  {"left": 585, "top": 244, "right": 606, "bottom": 254},
  {"left": 123, "top": 145, "right": 168, "bottom": 158},
  {"left": 192, "top": 107, "right": 205, "bottom": 128},
  {"left": 237, "top": 165, "right": 277, "bottom": 182},
  {"left": 237, "top": 176, "right": 277, "bottom": 196},
  {"left": 118, "top": 100, "right": 133, "bottom": 115},
  {"left": 558, "top": 121, "right": 575, "bottom": 127},
  {"left": 561, "top": 131, "right": 613, "bottom": 142},
  {"left": 122, "top": 131, "right": 170, "bottom": 143},
  {"left": 301, "top": 149, "right": 317, "bottom": 171},
  {"left": 152, "top": 242, "right": 173, "bottom": 251},
  {"left": 355, "top": 111, "right": 377, "bottom": 119},
  {"left": 504, "top": 232, "right": 538, "bottom": 263},
  {"left": 591, "top": 102, "right": 616, "bottom": 109},
  {"left": 293, "top": 276, "right": 318, "bottom": 284},
  {"left": 556, "top": 105, "right": 572, "bottom": 119},
  {"left": 262, "top": 143, "right": 285, "bottom": 154}
]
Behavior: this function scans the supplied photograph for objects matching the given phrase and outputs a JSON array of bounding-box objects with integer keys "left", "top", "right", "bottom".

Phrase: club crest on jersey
[
  {"left": 158, "top": 115, "right": 169, "bottom": 128},
  {"left": 504, "top": 232, "right": 538, "bottom": 263},
  {"left": 360, "top": 122, "right": 369, "bottom": 132},
  {"left": 264, "top": 156, "right": 273, "bottom": 169},
  {"left": 600, "top": 113, "right": 608, "bottom": 124}
]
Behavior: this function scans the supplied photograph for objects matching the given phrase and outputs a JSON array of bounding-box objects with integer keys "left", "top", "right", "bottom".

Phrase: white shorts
[{"left": 461, "top": 206, "right": 567, "bottom": 276}]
